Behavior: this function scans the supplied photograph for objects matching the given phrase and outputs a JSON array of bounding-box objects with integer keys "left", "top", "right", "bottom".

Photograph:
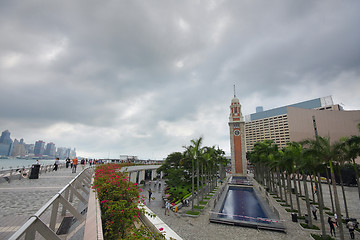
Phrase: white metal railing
[
  {"left": 0, "top": 163, "right": 65, "bottom": 183},
  {"left": 9, "top": 166, "right": 94, "bottom": 240}
]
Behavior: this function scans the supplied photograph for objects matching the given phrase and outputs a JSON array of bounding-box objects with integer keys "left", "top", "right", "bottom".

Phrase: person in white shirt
[{"left": 165, "top": 201, "right": 171, "bottom": 215}]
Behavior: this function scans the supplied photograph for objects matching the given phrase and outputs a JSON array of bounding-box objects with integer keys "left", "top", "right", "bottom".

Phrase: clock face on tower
[{"left": 234, "top": 129, "right": 240, "bottom": 136}]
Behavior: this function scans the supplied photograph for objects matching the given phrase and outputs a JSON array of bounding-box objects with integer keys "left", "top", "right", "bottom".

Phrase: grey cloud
[{"left": 1, "top": 0, "right": 360, "bottom": 159}]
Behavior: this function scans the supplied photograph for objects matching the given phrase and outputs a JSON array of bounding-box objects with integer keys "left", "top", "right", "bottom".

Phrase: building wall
[
  {"left": 245, "top": 106, "right": 360, "bottom": 152},
  {"left": 245, "top": 114, "right": 290, "bottom": 152},
  {"left": 287, "top": 107, "right": 360, "bottom": 143},
  {"left": 0, "top": 143, "right": 12, "bottom": 156},
  {"left": 12, "top": 144, "right": 26, "bottom": 156}
]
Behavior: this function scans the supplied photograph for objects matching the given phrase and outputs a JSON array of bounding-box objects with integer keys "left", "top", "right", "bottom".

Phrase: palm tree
[
  {"left": 252, "top": 140, "right": 286, "bottom": 199},
  {"left": 276, "top": 149, "right": 289, "bottom": 205},
  {"left": 183, "top": 145, "right": 196, "bottom": 211},
  {"left": 189, "top": 137, "right": 204, "bottom": 208},
  {"left": 283, "top": 142, "right": 302, "bottom": 216},
  {"left": 299, "top": 151, "right": 314, "bottom": 227},
  {"left": 345, "top": 135, "right": 360, "bottom": 200},
  {"left": 202, "top": 146, "right": 214, "bottom": 196},
  {"left": 303, "top": 136, "right": 345, "bottom": 240},
  {"left": 334, "top": 139, "right": 350, "bottom": 218}
]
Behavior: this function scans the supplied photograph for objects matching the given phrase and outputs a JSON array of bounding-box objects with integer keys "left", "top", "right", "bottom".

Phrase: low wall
[
  {"left": 139, "top": 205, "right": 183, "bottom": 240},
  {"left": 84, "top": 178, "right": 104, "bottom": 240}
]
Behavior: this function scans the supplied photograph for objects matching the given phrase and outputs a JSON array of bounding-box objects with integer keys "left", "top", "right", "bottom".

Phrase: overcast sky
[{"left": 1, "top": 1, "right": 360, "bottom": 159}]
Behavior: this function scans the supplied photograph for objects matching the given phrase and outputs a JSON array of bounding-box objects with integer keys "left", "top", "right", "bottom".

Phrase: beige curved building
[{"left": 245, "top": 96, "right": 360, "bottom": 152}]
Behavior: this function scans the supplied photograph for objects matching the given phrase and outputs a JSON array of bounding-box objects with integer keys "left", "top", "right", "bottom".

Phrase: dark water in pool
[{"left": 220, "top": 186, "right": 268, "bottom": 223}]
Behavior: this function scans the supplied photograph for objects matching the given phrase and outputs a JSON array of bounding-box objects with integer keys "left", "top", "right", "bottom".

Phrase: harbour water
[{"left": 0, "top": 158, "right": 62, "bottom": 170}]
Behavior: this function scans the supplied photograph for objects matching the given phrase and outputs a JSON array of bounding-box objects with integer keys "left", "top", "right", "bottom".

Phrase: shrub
[
  {"left": 93, "top": 164, "right": 163, "bottom": 240},
  {"left": 311, "top": 234, "right": 334, "bottom": 240},
  {"left": 194, "top": 205, "right": 204, "bottom": 210},
  {"left": 186, "top": 210, "right": 200, "bottom": 215},
  {"left": 300, "top": 223, "right": 320, "bottom": 230},
  {"left": 285, "top": 208, "right": 298, "bottom": 213}
]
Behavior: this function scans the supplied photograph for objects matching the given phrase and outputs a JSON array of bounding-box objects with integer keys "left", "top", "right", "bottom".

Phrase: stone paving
[
  {"left": 143, "top": 177, "right": 360, "bottom": 240},
  {"left": 0, "top": 165, "right": 80, "bottom": 239},
  {"left": 1, "top": 166, "right": 360, "bottom": 240}
]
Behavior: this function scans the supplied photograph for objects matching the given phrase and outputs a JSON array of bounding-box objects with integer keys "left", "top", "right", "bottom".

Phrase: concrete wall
[{"left": 287, "top": 107, "right": 360, "bottom": 143}]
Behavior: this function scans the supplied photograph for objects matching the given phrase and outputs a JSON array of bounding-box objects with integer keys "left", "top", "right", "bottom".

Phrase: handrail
[
  {"left": 0, "top": 163, "right": 66, "bottom": 183},
  {"left": 9, "top": 166, "right": 94, "bottom": 240}
]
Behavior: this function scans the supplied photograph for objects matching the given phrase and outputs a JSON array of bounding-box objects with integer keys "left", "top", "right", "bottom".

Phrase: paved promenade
[
  {"left": 0, "top": 165, "right": 80, "bottom": 239},
  {"left": 143, "top": 177, "right": 360, "bottom": 240},
  {"left": 1, "top": 166, "right": 359, "bottom": 240}
]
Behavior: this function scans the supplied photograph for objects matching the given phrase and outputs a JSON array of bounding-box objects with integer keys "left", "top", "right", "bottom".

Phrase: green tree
[
  {"left": 345, "top": 135, "right": 360, "bottom": 200},
  {"left": 303, "top": 136, "right": 344, "bottom": 240},
  {"left": 183, "top": 137, "right": 204, "bottom": 209},
  {"left": 157, "top": 152, "right": 190, "bottom": 187},
  {"left": 283, "top": 142, "right": 302, "bottom": 216}
]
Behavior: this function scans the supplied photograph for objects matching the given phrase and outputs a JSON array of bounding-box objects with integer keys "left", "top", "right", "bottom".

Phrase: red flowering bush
[{"left": 93, "top": 163, "right": 162, "bottom": 239}]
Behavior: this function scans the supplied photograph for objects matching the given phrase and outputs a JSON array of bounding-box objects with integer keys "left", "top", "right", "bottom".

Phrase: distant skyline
[
  {"left": 0, "top": 129, "right": 76, "bottom": 158},
  {"left": 1, "top": 1, "right": 360, "bottom": 159},
  {"left": 2, "top": 129, "right": 75, "bottom": 149}
]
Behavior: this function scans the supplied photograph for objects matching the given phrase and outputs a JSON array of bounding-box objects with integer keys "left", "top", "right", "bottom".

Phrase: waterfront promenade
[
  {"left": 2, "top": 164, "right": 360, "bottom": 240},
  {"left": 0, "top": 166, "right": 78, "bottom": 239}
]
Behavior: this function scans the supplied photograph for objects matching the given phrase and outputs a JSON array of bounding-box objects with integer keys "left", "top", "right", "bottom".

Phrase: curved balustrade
[
  {"left": 0, "top": 163, "right": 65, "bottom": 183},
  {"left": 9, "top": 166, "right": 94, "bottom": 240}
]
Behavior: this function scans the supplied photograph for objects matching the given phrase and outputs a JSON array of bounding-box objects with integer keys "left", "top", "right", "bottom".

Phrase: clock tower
[{"left": 228, "top": 92, "right": 247, "bottom": 175}]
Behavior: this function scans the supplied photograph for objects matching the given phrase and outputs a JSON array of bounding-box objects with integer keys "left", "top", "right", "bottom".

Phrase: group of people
[
  {"left": 47, "top": 157, "right": 105, "bottom": 173},
  {"left": 145, "top": 179, "right": 162, "bottom": 188},
  {"left": 312, "top": 204, "right": 356, "bottom": 239}
]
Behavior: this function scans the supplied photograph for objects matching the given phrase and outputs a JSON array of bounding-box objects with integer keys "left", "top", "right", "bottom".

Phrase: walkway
[
  {"left": 0, "top": 165, "right": 82, "bottom": 239},
  {"left": 143, "top": 177, "right": 360, "bottom": 240},
  {"left": 142, "top": 179, "right": 309, "bottom": 240}
]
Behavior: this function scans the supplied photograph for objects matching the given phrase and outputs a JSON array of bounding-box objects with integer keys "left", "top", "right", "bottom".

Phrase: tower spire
[{"left": 233, "top": 84, "right": 236, "bottom": 98}]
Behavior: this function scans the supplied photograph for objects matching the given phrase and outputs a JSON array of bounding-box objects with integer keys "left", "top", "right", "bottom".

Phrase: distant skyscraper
[
  {"left": 0, "top": 130, "right": 13, "bottom": 145},
  {"left": 0, "top": 130, "right": 13, "bottom": 156},
  {"left": 12, "top": 143, "right": 26, "bottom": 157},
  {"left": 44, "top": 142, "right": 56, "bottom": 157},
  {"left": 34, "top": 140, "right": 45, "bottom": 156},
  {"left": 25, "top": 144, "right": 34, "bottom": 154}
]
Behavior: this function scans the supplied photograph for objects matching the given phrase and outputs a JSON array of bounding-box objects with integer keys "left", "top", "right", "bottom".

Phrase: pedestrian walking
[
  {"left": 311, "top": 204, "right": 317, "bottom": 220},
  {"left": 347, "top": 220, "right": 355, "bottom": 239},
  {"left": 184, "top": 199, "right": 189, "bottom": 207},
  {"left": 334, "top": 213, "right": 338, "bottom": 226},
  {"left": 66, "top": 158, "right": 71, "bottom": 168},
  {"left": 165, "top": 201, "right": 171, "bottom": 215},
  {"left": 72, "top": 157, "right": 78, "bottom": 173},
  {"left": 328, "top": 217, "right": 336, "bottom": 237},
  {"left": 148, "top": 188, "right": 152, "bottom": 201},
  {"left": 53, "top": 158, "right": 60, "bottom": 171},
  {"left": 158, "top": 180, "right": 161, "bottom": 188},
  {"left": 80, "top": 158, "right": 85, "bottom": 169}
]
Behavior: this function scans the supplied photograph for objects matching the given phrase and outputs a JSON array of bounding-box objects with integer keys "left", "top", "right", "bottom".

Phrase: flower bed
[{"left": 93, "top": 163, "right": 163, "bottom": 240}]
